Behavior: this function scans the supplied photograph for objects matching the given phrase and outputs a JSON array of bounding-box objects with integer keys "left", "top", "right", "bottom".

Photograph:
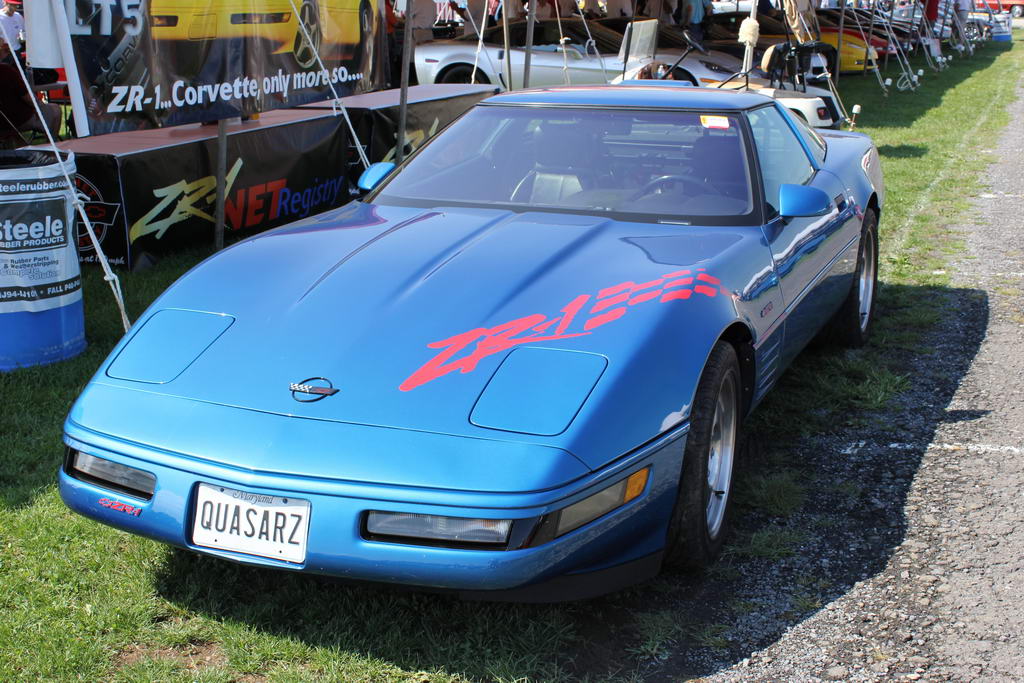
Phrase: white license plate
[{"left": 192, "top": 483, "right": 310, "bottom": 563}]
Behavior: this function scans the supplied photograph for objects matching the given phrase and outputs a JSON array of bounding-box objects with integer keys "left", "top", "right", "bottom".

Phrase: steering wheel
[
  {"left": 631, "top": 174, "right": 704, "bottom": 201},
  {"left": 681, "top": 29, "right": 710, "bottom": 56}
]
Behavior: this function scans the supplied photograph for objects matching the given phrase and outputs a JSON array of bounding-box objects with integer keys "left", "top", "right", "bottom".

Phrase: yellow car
[{"left": 149, "top": 0, "right": 376, "bottom": 69}]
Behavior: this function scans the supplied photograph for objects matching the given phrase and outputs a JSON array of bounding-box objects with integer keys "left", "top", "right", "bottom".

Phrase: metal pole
[
  {"left": 524, "top": 0, "right": 537, "bottom": 87},
  {"left": 502, "top": 0, "right": 514, "bottom": 88},
  {"left": 214, "top": 119, "right": 227, "bottom": 251},
  {"left": 836, "top": 0, "right": 846, "bottom": 85},
  {"left": 741, "top": 0, "right": 758, "bottom": 74},
  {"left": 397, "top": 0, "right": 414, "bottom": 162},
  {"left": 863, "top": 0, "right": 877, "bottom": 73},
  {"left": 620, "top": 0, "right": 638, "bottom": 79},
  {"left": 49, "top": 0, "right": 90, "bottom": 136}
]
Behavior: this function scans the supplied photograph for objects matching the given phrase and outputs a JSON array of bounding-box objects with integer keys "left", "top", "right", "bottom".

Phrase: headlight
[
  {"left": 365, "top": 512, "right": 512, "bottom": 546},
  {"left": 231, "top": 12, "right": 291, "bottom": 24},
  {"left": 364, "top": 467, "right": 650, "bottom": 551},
  {"left": 68, "top": 450, "right": 156, "bottom": 500}
]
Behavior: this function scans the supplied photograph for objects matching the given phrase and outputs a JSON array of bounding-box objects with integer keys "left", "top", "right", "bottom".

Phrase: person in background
[
  {"left": 0, "top": 42, "right": 61, "bottom": 146},
  {"left": 605, "top": 0, "right": 635, "bottom": 17},
  {"left": 408, "top": 0, "right": 439, "bottom": 44},
  {"left": 676, "top": 0, "right": 711, "bottom": 43},
  {"left": 0, "top": 0, "right": 24, "bottom": 66},
  {"left": 580, "top": 0, "right": 603, "bottom": 17},
  {"left": 449, "top": 0, "right": 493, "bottom": 36},
  {"left": 955, "top": 0, "right": 972, "bottom": 30},
  {"left": 385, "top": 0, "right": 400, "bottom": 87},
  {"left": 783, "top": 0, "right": 815, "bottom": 42},
  {"left": 537, "top": 0, "right": 581, "bottom": 18},
  {"left": 636, "top": 60, "right": 677, "bottom": 78}
]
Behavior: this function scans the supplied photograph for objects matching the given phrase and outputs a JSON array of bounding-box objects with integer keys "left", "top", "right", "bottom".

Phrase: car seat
[{"left": 511, "top": 122, "right": 598, "bottom": 204}]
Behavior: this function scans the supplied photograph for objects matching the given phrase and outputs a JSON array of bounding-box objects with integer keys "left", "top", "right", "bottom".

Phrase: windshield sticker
[
  {"left": 400, "top": 270, "right": 722, "bottom": 391},
  {"left": 700, "top": 115, "right": 730, "bottom": 130}
]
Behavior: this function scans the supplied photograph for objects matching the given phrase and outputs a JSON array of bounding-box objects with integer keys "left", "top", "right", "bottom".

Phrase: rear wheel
[
  {"left": 1012, "top": 5, "right": 1023, "bottom": 17},
  {"left": 438, "top": 64, "right": 490, "bottom": 84},
  {"left": 357, "top": 0, "right": 374, "bottom": 73},
  {"left": 664, "top": 342, "right": 741, "bottom": 569},
  {"left": 293, "top": 0, "right": 322, "bottom": 69},
  {"left": 825, "top": 208, "right": 879, "bottom": 347}
]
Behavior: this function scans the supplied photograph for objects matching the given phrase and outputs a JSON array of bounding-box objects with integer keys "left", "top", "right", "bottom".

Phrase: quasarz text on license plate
[{"left": 192, "top": 483, "right": 310, "bottom": 563}]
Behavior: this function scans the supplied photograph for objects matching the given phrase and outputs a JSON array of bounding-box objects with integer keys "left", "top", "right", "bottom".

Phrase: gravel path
[{"left": 697, "top": 78, "right": 1024, "bottom": 682}]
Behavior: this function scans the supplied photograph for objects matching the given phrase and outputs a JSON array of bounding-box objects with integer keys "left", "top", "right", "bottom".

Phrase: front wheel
[
  {"left": 1012, "top": 5, "right": 1023, "bottom": 17},
  {"left": 293, "top": 0, "right": 322, "bottom": 69},
  {"left": 664, "top": 342, "right": 741, "bottom": 569}
]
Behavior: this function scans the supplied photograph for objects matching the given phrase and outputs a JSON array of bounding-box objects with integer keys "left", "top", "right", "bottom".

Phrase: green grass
[
  {"left": 627, "top": 611, "right": 681, "bottom": 661},
  {"left": 688, "top": 623, "right": 730, "bottom": 650},
  {"left": 2, "top": 38, "right": 1024, "bottom": 681},
  {"left": 739, "top": 470, "right": 806, "bottom": 517},
  {"left": 729, "top": 527, "right": 807, "bottom": 561}
]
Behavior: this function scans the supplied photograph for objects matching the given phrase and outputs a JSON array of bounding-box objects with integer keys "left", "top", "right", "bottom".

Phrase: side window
[
  {"left": 789, "top": 112, "right": 827, "bottom": 165},
  {"left": 746, "top": 106, "right": 815, "bottom": 215}
]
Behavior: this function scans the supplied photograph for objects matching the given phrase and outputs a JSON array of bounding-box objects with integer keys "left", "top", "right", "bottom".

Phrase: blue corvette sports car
[{"left": 60, "top": 85, "right": 884, "bottom": 601}]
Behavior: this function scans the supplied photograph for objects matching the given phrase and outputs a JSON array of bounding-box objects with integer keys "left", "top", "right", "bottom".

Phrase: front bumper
[{"left": 59, "top": 423, "right": 686, "bottom": 599}]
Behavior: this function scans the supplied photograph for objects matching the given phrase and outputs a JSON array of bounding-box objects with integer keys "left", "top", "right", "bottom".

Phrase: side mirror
[
  {"left": 357, "top": 162, "right": 396, "bottom": 192},
  {"left": 778, "top": 184, "right": 832, "bottom": 218}
]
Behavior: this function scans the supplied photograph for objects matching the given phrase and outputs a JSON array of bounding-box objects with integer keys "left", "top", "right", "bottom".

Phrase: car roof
[{"left": 481, "top": 85, "right": 774, "bottom": 111}]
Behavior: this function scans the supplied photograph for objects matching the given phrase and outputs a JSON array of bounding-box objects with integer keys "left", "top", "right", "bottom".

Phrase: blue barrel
[{"left": 0, "top": 150, "right": 86, "bottom": 371}]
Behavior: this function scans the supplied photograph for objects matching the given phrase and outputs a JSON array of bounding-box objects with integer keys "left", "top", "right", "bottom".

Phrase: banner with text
[{"left": 64, "top": 0, "right": 387, "bottom": 134}]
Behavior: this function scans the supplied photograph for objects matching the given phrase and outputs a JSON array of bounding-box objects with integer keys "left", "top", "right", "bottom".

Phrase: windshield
[{"left": 373, "top": 105, "right": 755, "bottom": 224}]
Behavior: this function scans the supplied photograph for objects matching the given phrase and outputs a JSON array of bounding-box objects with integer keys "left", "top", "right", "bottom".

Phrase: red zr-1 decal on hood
[{"left": 400, "top": 270, "right": 721, "bottom": 391}]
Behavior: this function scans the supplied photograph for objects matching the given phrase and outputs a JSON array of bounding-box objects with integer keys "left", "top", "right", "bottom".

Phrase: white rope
[
  {"left": 470, "top": 0, "right": 488, "bottom": 83},
  {"left": 464, "top": 2, "right": 503, "bottom": 85},
  {"left": 0, "top": 22, "right": 131, "bottom": 332},
  {"left": 553, "top": 0, "right": 572, "bottom": 85},
  {"left": 575, "top": 5, "right": 608, "bottom": 82},
  {"left": 287, "top": 0, "right": 370, "bottom": 168}
]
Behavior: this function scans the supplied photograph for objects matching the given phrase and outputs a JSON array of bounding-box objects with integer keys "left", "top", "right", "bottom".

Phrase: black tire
[
  {"left": 438, "top": 64, "right": 490, "bottom": 84},
  {"left": 1012, "top": 5, "right": 1023, "bottom": 17},
  {"left": 825, "top": 208, "right": 879, "bottom": 347},
  {"left": 293, "top": 0, "right": 322, "bottom": 70},
  {"left": 357, "top": 0, "right": 374, "bottom": 73},
  {"left": 664, "top": 342, "right": 741, "bottom": 569}
]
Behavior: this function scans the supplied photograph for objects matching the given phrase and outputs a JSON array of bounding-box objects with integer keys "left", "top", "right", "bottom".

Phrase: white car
[
  {"left": 414, "top": 19, "right": 743, "bottom": 90},
  {"left": 414, "top": 18, "right": 839, "bottom": 127}
]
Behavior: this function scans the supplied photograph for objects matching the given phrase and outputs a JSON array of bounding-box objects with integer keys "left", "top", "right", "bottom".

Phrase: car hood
[{"left": 88, "top": 202, "right": 755, "bottom": 471}]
